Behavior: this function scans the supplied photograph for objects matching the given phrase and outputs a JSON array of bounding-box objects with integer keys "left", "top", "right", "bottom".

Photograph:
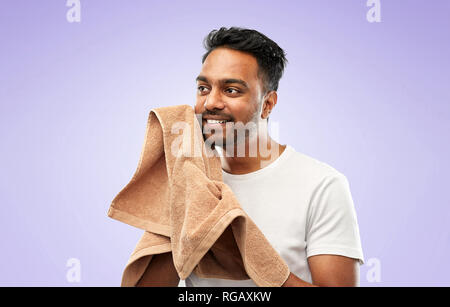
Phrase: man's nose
[{"left": 204, "top": 88, "right": 225, "bottom": 111}]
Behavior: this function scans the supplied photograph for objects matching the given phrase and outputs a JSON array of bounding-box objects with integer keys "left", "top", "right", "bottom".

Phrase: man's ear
[{"left": 261, "top": 91, "right": 277, "bottom": 119}]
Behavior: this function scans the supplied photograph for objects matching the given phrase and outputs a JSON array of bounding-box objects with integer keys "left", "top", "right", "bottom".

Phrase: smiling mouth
[{"left": 205, "top": 119, "right": 229, "bottom": 124}]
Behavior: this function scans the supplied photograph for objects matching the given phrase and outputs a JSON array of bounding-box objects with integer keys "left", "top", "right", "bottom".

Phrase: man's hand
[{"left": 281, "top": 255, "right": 360, "bottom": 287}]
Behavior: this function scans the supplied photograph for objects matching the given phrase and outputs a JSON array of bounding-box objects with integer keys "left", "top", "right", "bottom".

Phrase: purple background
[{"left": 1, "top": 0, "right": 449, "bottom": 286}]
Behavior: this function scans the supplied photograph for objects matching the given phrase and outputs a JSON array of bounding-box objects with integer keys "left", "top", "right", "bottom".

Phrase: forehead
[{"left": 200, "top": 47, "right": 260, "bottom": 83}]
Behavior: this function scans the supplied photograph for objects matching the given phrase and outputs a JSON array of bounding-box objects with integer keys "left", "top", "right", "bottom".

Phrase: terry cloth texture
[{"left": 107, "top": 104, "right": 290, "bottom": 287}]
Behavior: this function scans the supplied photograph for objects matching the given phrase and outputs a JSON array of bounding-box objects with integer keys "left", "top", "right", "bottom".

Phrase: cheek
[
  {"left": 242, "top": 96, "right": 259, "bottom": 112},
  {"left": 229, "top": 102, "right": 252, "bottom": 122},
  {"left": 194, "top": 97, "right": 205, "bottom": 112}
]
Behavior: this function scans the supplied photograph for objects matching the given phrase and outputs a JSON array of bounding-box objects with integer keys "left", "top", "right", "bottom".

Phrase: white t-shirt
[{"left": 185, "top": 144, "right": 364, "bottom": 287}]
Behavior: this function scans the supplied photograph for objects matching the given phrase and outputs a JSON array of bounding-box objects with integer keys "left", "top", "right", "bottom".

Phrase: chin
[{"left": 203, "top": 134, "right": 229, "bottom": 148}]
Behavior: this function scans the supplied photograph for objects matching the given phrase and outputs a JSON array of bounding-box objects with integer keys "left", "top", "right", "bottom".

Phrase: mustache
[{"left": 201, "top": 111, "right": 234, "bottom": 121}]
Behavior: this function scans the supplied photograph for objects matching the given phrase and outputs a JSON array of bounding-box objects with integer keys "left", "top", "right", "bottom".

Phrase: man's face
[{"left": 194, "top": 47, "right": 265, "bottom": 149}]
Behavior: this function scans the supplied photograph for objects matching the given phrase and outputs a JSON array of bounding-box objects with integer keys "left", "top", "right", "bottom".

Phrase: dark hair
[{"left": 202, "top": 27, "right": 288, "bottom": 93}]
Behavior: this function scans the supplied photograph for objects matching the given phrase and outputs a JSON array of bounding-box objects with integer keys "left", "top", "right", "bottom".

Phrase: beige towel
[{"left": 107, "top": 104, "right": 290, "bottom": 287}]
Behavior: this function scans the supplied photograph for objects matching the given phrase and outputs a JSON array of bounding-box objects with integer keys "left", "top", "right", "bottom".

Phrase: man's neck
[{"left": 219, "top": 136, "right": 286, "bottom": 175}]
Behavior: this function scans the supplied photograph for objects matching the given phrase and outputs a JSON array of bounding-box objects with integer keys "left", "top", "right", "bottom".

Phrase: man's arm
[
  {"left": 136, "top": 252, "right": 180, "bottom": 287},
  {"left": 282, "top": 254, "right": 360, "bottom": 287}
]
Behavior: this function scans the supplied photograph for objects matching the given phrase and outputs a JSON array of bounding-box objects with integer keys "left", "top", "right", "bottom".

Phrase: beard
[{"left": 203, "top": 102, "right": 262, "bottom": 157}]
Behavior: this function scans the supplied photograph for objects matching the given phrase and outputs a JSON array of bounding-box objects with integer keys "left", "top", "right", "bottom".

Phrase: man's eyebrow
[
  {"left": 196, "top": 75, "right": 208, "bottom": 83},
  {"left": 195, "top": 76, "right": 249, "bottom": 88},
  {"left": 223, "top": 78, "right": 249, "bottom": 88}
]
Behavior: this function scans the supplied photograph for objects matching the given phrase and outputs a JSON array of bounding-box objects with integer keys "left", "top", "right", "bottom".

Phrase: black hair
[{"left": 202, "top": 27, "right": 288, "bottom": 93}]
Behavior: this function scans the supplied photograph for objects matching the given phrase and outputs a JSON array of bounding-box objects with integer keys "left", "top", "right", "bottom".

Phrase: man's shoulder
[{"left": 285, "top": 145, "right": 346, "bottom": 182}]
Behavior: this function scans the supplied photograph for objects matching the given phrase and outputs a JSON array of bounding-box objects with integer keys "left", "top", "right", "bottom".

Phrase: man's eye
[
  {"left": 226, "top": 88, "right": 240, "bottom": 94},
  {"left": 198, "top": 86, "right": 209, "bottom": 93}
]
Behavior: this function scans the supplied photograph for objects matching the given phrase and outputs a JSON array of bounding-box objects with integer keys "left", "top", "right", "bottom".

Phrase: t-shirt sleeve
[{"left": 305, "top": 174, "right": 365, "bottom": 264}]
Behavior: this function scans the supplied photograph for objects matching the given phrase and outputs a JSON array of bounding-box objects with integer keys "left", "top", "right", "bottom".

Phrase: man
[{"left": 136, "top": 27, "right": 364, "bottom": 287}]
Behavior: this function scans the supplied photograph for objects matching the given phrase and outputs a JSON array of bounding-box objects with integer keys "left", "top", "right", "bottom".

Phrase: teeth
[{"left": 207, "top": 119, "right": 227, "bottom": 124}]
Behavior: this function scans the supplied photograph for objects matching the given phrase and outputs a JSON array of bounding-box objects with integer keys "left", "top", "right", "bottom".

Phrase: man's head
[{"left": 194, "top": 27, "right": 287, "bottom": 150}]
